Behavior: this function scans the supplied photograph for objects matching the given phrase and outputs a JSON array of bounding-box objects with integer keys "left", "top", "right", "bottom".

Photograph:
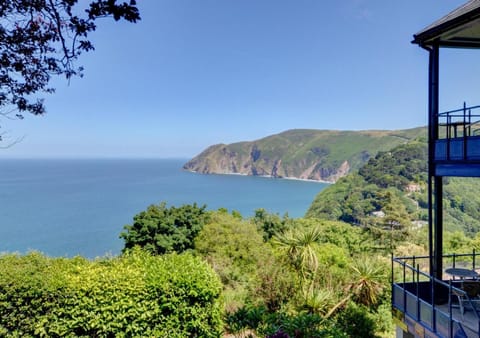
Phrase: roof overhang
[{"left": 413, "top": 0, "right": 480, "bottom": 48}]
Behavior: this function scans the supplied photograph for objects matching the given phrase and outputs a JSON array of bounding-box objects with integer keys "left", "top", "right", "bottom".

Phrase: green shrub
[
  {"left": 120, "top": 202, "right": 209, "bottom": 254},
  {"left": 0, "top": 249, "right": 223, "bottom": 337},
  {"left": 195, "top": 210, "right": 268, "bottom": 311},
  {"left": 0, "top": 252, "right": 74, "bottom": 337},
  {"left": 225, "top": 305, "right": 349, "bottom": 338},
  {"left": 335, "top": 302, "right": 378, "bottom": 338}
]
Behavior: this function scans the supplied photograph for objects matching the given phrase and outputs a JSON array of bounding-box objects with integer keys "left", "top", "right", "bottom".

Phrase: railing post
[
  {"left": 467, "top": 104, "right": 472, "bottom": 136},
  {"left": 413, "top": 255, "right": 416, "bottom": 283},
  {"left": 403, "top": 261, "right": 407, "bottom": 312},
  {"left": 432, "top": 275, "right": 436, "bottom": 333},
  {"left": 464, "top": 102, "right": 468, "bottom": 159},
  {"left": 473, "top": 249, "right": 476, "bottom": 271},
  {"left": 417, "top": 264, "right": 420, "bottom": 321},
  {"left": 447, "top": 113, "right": 451, "bottom": 159},
  {"left": 449, "top": 280, "right": 453, "bottom": 338},
  {"left": 391, "top": 253, "right": 394, "bottom": 312}
]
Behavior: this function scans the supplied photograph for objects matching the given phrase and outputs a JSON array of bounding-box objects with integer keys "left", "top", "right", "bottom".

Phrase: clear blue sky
[{"left": 3, "top": 0, "right": 477, "bottom": 158}]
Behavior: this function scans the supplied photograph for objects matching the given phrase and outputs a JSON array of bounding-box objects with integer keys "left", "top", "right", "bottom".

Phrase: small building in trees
[{"left": 393, "top": 1, "right": 480, "bottom": 337}]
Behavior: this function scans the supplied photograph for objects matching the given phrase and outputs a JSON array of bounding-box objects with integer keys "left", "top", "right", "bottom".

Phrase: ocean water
[{"left": 0, "top": 159, "right": 327, "bottom": 258}]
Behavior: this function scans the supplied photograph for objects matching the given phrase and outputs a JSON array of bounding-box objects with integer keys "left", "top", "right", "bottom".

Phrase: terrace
[
  {"left": 392, "top": 252, "right": 480, "bottom": 338},
  {"left": 436, "top": 104, "right": 480, "bottom": 162}
]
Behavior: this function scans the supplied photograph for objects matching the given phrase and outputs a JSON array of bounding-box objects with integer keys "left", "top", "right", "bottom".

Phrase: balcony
[
  {"left": 392, "top": 252, "right": 480, "bottom": 338},
  {"left": 435, "top": 104, "right": 480, "bottom": 161}
]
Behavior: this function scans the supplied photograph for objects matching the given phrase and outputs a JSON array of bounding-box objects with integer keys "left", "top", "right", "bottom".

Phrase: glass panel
[
  {"left": 406, "top": 292, "right": 418, "bottom": 319},
  {"left": 435, "top": 140, "right": 447, "bottom": 160},
  {"left": 419, "top": 300, "right": 433, "bottom": 329},
  {"left": 467, "top": 137, "right": 480, "bottom": 159},
  {"left": 450, "top": 139, "right": 464, "bottom": 160},
  {"left": 435, "top": 309, "right": 450, "bottom": 338},
  {"left": 452, "top": 322, "right": 468, "bottom": 338},
  {"left": 393, "top": 284, "right": 404, "bottom": 310}
]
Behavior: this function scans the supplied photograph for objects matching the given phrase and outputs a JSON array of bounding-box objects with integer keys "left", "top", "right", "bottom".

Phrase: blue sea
[{"left": 0, "top": 159, "right": 327, "bottom": 258}]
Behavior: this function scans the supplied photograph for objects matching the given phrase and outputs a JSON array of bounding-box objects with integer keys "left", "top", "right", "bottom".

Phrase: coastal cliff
[{"left": 183, "top": 128, "right": 425, "bottom": 183}]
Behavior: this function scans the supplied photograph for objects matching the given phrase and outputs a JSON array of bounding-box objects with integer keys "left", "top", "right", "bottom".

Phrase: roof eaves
[{"left": 413, "top": 0, "right": 480, "bottom": 46}]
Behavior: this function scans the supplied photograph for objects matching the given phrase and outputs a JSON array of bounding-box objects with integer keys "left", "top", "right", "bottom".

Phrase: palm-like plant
[
  {"left": 346, "top": 256, "right": 387, "bottom": 307},
  {"left": 301, "top": 288, "right": 336, "bottom": 316},
  {"left": 272, "top": 226, "right": 322, "bottom": 281},
  {"left": 324, "top": 256, "right": 387, "bottom": 319}
]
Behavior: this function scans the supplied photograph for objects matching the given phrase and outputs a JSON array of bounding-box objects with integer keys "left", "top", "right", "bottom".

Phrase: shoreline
[
  {"left": 184, "top": 169, "right": 332, "bottom": 184},
  {"left": 281, "top": 176, "right": 333, "bottom": 184}
]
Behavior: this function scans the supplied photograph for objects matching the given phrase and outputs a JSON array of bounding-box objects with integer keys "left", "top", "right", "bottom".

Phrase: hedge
[{"left": 0, "top": 248, "right": 223, "bottom": 337}]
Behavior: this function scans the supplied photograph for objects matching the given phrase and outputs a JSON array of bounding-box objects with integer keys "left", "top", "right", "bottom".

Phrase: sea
[{"left": 0, "top": 159, "right": 327, "bottom": 258}]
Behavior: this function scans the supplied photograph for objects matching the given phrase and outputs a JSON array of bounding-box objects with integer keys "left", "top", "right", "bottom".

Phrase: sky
[{"left": 2, "top": 0, "right": 478, "bottom": 158}]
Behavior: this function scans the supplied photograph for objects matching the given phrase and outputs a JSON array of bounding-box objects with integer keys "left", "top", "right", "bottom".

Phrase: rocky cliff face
[
  {"left": 184, "top": 144, "right": 350, "bottom": 182},
  {"left": 183, "top": 128, "right": 426, "bottom": 183}
]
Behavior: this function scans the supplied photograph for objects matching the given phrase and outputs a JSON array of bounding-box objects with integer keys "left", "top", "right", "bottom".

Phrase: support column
[
  {"left": 434, "top": 176, "right": 443, "bottom": 279},
  {"left": 428, "top": 44, "right": 441, "bottom": 280}
]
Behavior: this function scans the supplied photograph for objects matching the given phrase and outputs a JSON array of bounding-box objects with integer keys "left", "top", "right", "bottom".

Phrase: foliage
[
  {"left": 253, "top": 255, "right": 299, "bottom": 312},
  {"left": 306, "top": 140, "right": 480, "bottom": 250},
  {"left": 191, "top": 211, "right": 393, "bottom": 336},
  {"left": 307, "top": 142, "right": 427, "bottom": 223},
  {"left": 346, "top": 256, "right": 388, "bottom": 308},
  {"left": 0, "top": 249, "right": 223, "bottom": 337},
  {"left": 185, "top": 127, "right": 426, "bottom": 182},
  {"left": 0, "top": 207, "right": 400, "bottom": 337},
  {"left": 296, "top": 140, "right": 480, "bottom": 335},
  {"left": 296, "top": 218, "right": 372, "bottom": 255},
  {"left": 0, "top": 0, "right": 139, "bottom": 123},
  {"left": 334, "top": 302, "right": 378, "bottom": 338},
  {"left": 306, "top": 173, "right": 377, "bottom": 223},
  {"left": 444, "top": 177, "right": 480, "bottom": 234},
  {"left": 273, "top": 226, "right": 323, "bottom": 281},
  {"left": 194, "top": 209, "right": 270, "bottom": 311},
  {"left": 374, "top": 303, "right": 395, "bottom": 334},
  {"left": 253, "top": 208, "right": 290, "bottom": 241},
  {"left": 300, "top": 288, "right": 337, "bottom": 316},
  {"left": 120, "top": 202, "right": 209, "bottom": 254},
  {"left": 0, "top": 251, "right": 72, "bottom": 337},
  {"left": 266, "top": 218, "right": 391, "bottom": 335},
  {"left": 443, "top": 231, "right": 472, "bottom": 254},
  {"left": 358, "top": 142, "right": 427, "bottom": 189},
  {"left": 225, "top": 305, "right": 348, "bottom": 338}
]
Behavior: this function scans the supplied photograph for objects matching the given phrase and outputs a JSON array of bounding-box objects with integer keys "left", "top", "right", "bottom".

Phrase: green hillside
[
  {"left": 306, "top": 141, "right": 480, "bottom": 237},
  {"left": 184, "top": 127, "right": 426, "bottom": 182}
]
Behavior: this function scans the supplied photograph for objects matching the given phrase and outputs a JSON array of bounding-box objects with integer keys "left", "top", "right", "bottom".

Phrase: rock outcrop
[{"left": 183, "top": 128, "right": 426, "bottom": 183}]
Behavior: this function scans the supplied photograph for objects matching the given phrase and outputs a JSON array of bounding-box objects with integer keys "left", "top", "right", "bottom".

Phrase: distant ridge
[{"left": 183, "top": 127, "right": 426, "bottom": 183}]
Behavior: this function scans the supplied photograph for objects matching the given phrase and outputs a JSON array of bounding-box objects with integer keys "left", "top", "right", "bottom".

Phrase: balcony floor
[
  {"left": 435, "top": 302, "right": 479, "bottom": 338},
  {"left": 392, "top": 280, "right": 480, "bottom": 337}
]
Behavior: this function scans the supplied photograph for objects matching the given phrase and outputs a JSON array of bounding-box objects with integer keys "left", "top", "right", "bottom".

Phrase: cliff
[{"left": 183, "top": 128, "right": 426, "bottom": 183}]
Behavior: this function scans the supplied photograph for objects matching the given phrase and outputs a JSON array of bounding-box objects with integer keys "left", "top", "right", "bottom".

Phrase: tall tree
[
  {"left": 120, "top": 202, "right": 209, "bottom": 255},
  {"left": 0, "top": 0, "right": 140, "bottom": 140}
]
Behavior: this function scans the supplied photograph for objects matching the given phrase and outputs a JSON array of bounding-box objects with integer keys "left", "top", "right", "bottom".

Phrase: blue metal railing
[
  {"left": 438, "top": 103, "right": 480, "bottom": 139},
  {"left": 392, "top": 252, "right": 480, "bottom": 337},
  {"left": 436, "top": 103, "right": 480, "bottom": 161}
]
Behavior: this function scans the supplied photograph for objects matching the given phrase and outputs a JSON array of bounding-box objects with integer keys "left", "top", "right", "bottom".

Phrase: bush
[
  {"left": 0, "top": 252, "right": 73, "bottom": 337},
  {"left": 195, "top": 210, "right": 268, "bottom": 311},
  {"left": 120, "top": 202, "right": 209, "bottom": 254},
  {"left": 335, "top": 302, "right": 378, "bottom": 338},
  {"left": 0, "top": 249, "right": 223, "bottom": 337},
  {"left": 225, "top": 306, "right": 348, "bottom": 338}
]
